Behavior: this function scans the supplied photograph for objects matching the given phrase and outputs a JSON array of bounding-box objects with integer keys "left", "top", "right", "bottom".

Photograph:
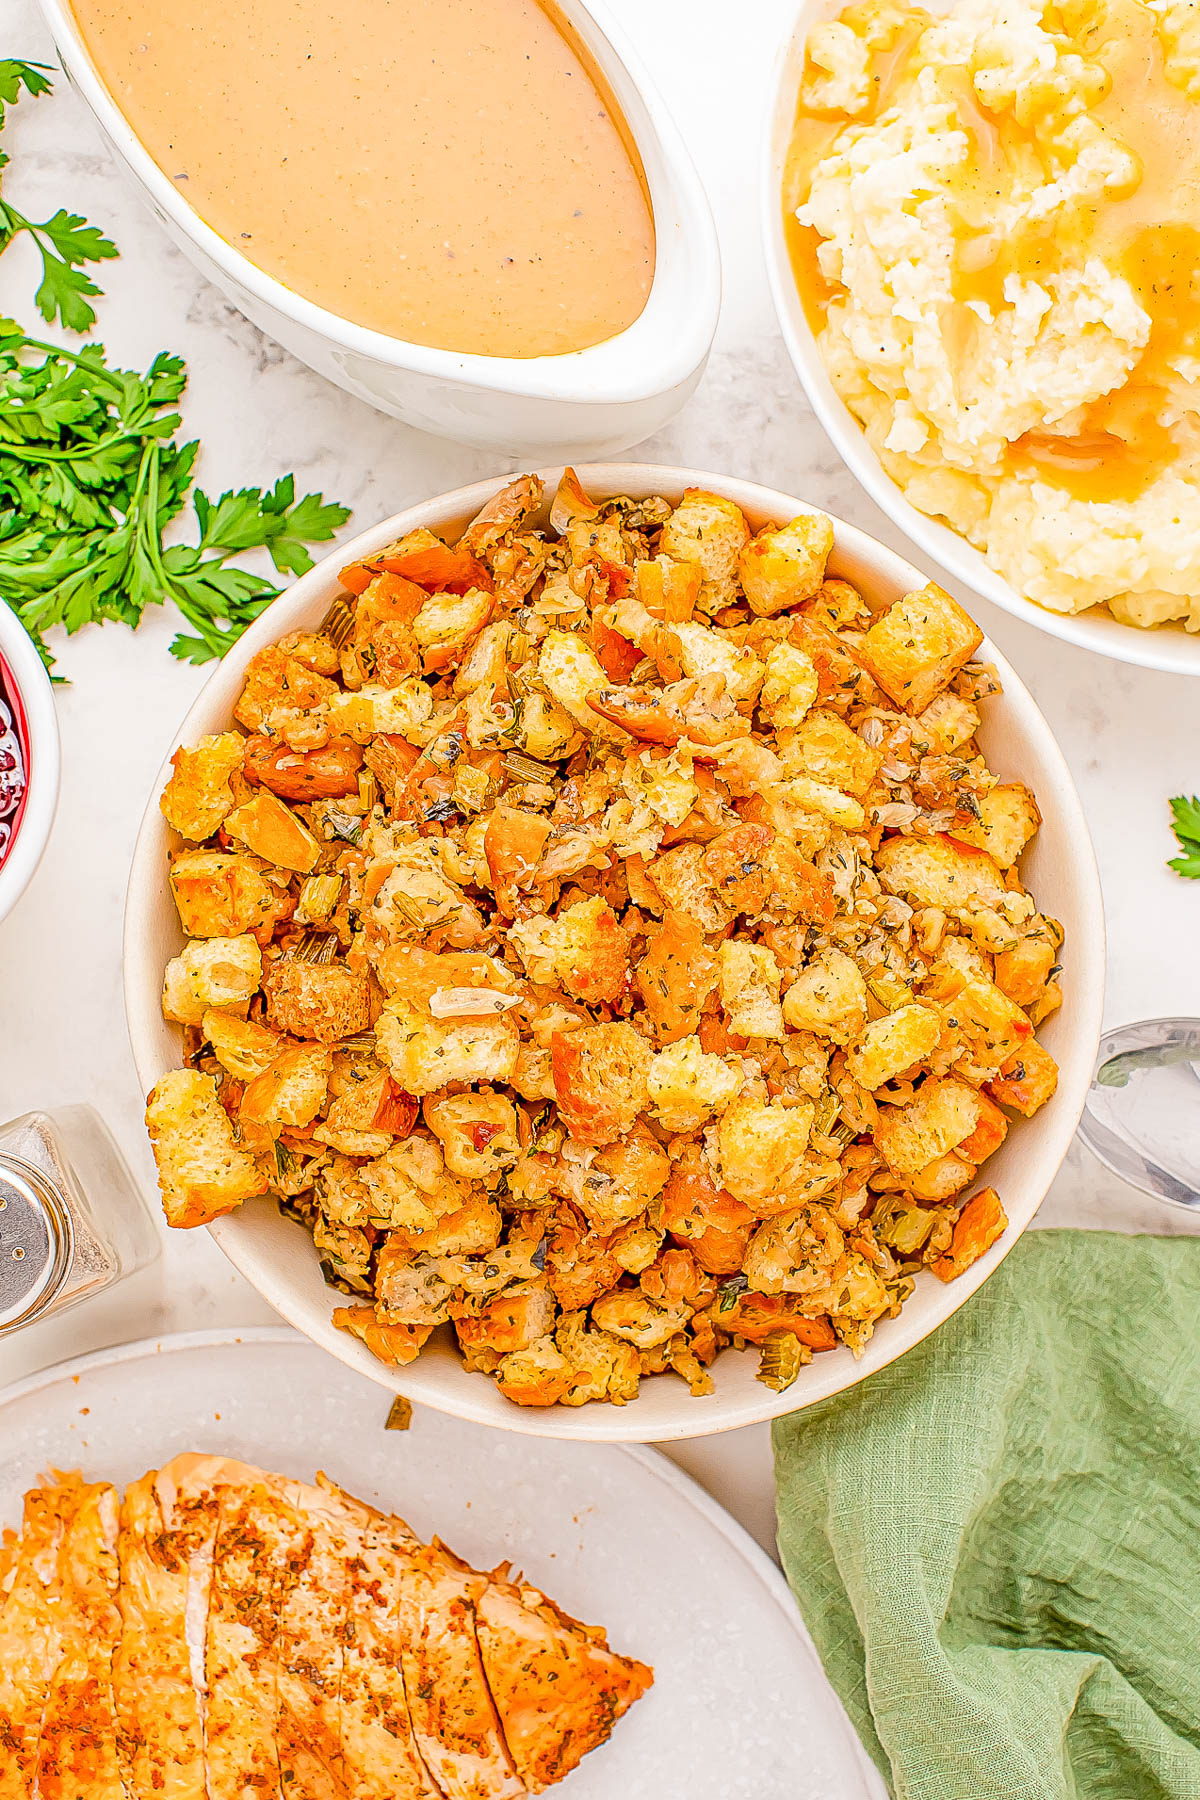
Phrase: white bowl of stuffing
[
  {"left": 766, "top": 0, "right": 1200, "bottom": 674},
  {"left": 124, "top": 465, "right": 1105, "bottom": 1441}
]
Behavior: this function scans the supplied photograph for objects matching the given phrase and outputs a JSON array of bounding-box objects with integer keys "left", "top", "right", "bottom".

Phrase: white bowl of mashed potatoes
[{"left": 765, "top": 0, "right": 1200, "bottom": 673}]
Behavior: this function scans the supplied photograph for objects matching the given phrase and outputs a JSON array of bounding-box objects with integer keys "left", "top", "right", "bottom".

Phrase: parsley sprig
[
  {"left": 0, "top": 59, "right": 119, "bottom": 332},
  {"left": 0, "top": 58, "right": 351, "bottom": 670},
  {"left": 1167, "top": 796, "right": 1200, "bottom": 879}
]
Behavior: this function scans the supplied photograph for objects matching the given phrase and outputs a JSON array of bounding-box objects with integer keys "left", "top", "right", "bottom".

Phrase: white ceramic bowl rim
[
  {"left": 761, "top": 4, "right": 1200, "bottom": 677},
  {"left": 0, "top": 610, "right": 60, "bottom": 924},
  {"left": 43, "top": 0, "right": 720, "bottom": 405},
  {"left": 124, "top": 463, "right": 1106, "bottom": 1441}
]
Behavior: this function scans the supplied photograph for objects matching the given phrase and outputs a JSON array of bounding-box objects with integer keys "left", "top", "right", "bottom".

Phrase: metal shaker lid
[{"left": 0, "top": 1156, "right": 71, "bottom": 1332}]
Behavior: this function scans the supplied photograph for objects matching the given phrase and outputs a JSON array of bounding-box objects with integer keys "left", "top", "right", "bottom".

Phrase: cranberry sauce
[{"left": 0, "top": 656, "right": 29, "bottom": 869}]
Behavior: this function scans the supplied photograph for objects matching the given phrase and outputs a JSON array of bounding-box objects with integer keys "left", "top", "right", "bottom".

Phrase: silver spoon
[{"left": 1077, "top": 1017, "right": 1200, "bottom": 1209}]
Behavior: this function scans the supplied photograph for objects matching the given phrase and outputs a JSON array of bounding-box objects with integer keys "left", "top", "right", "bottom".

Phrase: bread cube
[
  {"left": 513, "top": 689, "right": 579, "bottom": 762},
  {"left": 737, "top": 511, "right": 834, "bottom": 616},
  {"left": 845, "top": 1003, "right": 942, "bottom": 1090},
  {"left": 876, "top": 836, "right": 1004, "bottom": 908},
  {"left": 672, "top": 621, "right": 764, "bottom": 705},
  {"left": 782, "top": 947, "right": 868, "bottom": 1043},
  {"left": 423, "top": 1089, "right": 521, "bottom": 1184},
  {"left": 375, "top": 997, "right": 520, "bottom": 1096},
  {"left": 873, "top": 1077, "right": 982, "bottom": 1177},
  {"left": 201, "top": 1009, "right": 281, "bottom": 1080},
  {"left": 950, "top": 784, "right": 1041, "bottom": 868},
  {"left": 536, "top": 630, "right": 610, "bottom": 730},
  {"left": 993, "top": 919, "right": 1060, "bottom": 1009},
  {"left": 659, "top": 490, "right": 750, "bottom": 606},
  {"left": 223, "top": 790, "right": 320, "bottom": 874},
  {"left": 159, "top": 733, "right": 245, "bottom": 842},
  {"left": 332, "top": 1308, "right": 432, "bottom": 1367},
  {"left": 145, "top": 1068, "right": 267, "bottom": 1228},
  {"left": 169, "top": 851, "right": 274, "bottom": 938},
  {"left": 411, "top": 587, "right": 492, "bottom": 671},
  {"left": 784, "top": 709, "right": 882, "bottom": 797},
  {"left": 715, "top": 1094, "right": 815, "bottom": 1209},
  {"left": 940, "top": 974, "right": 1034, "bottom": 1075},
  {"left": 719, "top": 940, "right": 785, "bottom": 1041},
  {"left": 508, "top": 895, "right": 628, "bottom": 1006},
  {"left": 909, "top": 1153, "right": 976, "bottom": 1202},
  {"left": 240, "top": 1044, "right": 331, "bottom": 1131},
  {"left": 985, "top": 1040, "right": 1059, "bottom": 1116},
  {"left": 914, "top": 691, "right": 980, "bottom": 753},
  {"left": 360, "top": 1133, "right": 471, "bottom": 1233},
  {"left": 550, "top": 1021, "right": 653, "bottom": 1146},
  {"left": 162, "top": 935, "right": 262, "bottom": 1026},
  {"left": 263, "top": 959, "right": 372, "bottom": 1044},
  {"left": 858, "top": 583, "right": 983, "bottom": 714},
  {"left": 758, "top": 642, "right": 819, "bottom": 729},
  {"left": 647, "top": 1034, "right": 742, "bottom": 1132},
  {"left": 324, "top": 680, "right": 433, "bottom": 743},
  {"left": 931, "top": 1187, "right": 1008, "bottom": 1281},
  {"left": 647, "top": 841, "right": 730, "bottom": 932}
]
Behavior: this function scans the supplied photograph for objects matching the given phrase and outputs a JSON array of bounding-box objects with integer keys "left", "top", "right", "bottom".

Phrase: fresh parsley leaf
[
  {"left": 1168, "top": 795, "right": 1200, "bottom": 879},
  {"left": 0, "top": 59, "right": 52, "bottom": 131},
  {"left": 0, "top": 198, "right": 119, "bottom": 333}
]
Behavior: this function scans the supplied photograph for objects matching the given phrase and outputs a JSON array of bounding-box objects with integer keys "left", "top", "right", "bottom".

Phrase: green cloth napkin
[{"left": 772, "top": 1229, "right": 1200, "bottom": 1800}]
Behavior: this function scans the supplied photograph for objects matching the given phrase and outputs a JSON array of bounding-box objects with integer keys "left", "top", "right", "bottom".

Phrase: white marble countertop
[{"left": 2, "top": 0, "right": 1199, "bottom": 1565}]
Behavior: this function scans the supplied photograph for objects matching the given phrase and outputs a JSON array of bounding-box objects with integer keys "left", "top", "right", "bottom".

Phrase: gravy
[{"left": 70, "top": 0, "right": 656, "bottom": 357}]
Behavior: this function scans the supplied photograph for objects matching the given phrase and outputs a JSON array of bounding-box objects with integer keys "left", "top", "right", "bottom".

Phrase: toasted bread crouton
[
  {"left": 931, "top": 1187, "right": 1008, "bottom": 1281},
  {"left": 493, "top": 1336, "right": 575, "bottom": 1407},
  {"left": 456, "top": 1282, "right": 558, "bottom": 1357},
  {"left": 720, "top": 940, "right": 784, "bottom": 1041},
  {"left": 993, "top": 918, "right": 1060, "bottom": 1009},
  {"left": 312, "top": 1067, "right": 408, "bottom": 1159},
  {"left": 373, "top": 942, "right": 514, "bottom": 1003},
  {"left": 909, "top": 1152, "right": 977, "bottom": 1202},
  {"left": 876, "top": 835, "right": 1004, "bottom": 908},
  {"left": 985, "top": 1040, "right": 1059, "bottom": 1116},
  {"left": 647, "top": 1035, "right": 741, "bottom": 1133},
  {"left": 508, "top": 895, "right": 628, "bottom": 1006},
  {"left": 240, "top": 1044, "right": 331, "bottom": 1131},
  {"left": 159, "top": 733, "right": 246, "bottom": 842},
  {"left": 201, "top": 1009, "right": 281, "bottom": 1080},
  {"left": 635, "top": 910, "right": 719, "bottom": 1044},
  {"left": 552, "top": 1311, "right": 641, "bottom": 1405},
  {"left": 375, "top": 997, "right": 520, "bottom": 1095},
  {"left": 551, "top": 1022, "right": 653, "bottom": 1145},
  {"left": 234, "top": 645, "right": 338, "bottom": 732},
  {"left": 647, "top": 839, "right": 730, "bottom": 933},
  {"left": 939, "top": 973, "right": 1034, "bottom": 1076},
  {"left": 537, "top": 630, "right": 611, "bottom": 731},
  {"left": 412, "top": 588, "right": 492, "bottom": 672},
  {"left": 782, "top": 947, "right": 868, "bottom": 1043},
  {"left": 162, "top": 935, "right": 262, "bottom": 1026},
  {"left": 715, "top": 1094, "right": 815, "bottom": 1209},
  {"left": 324, "top": 680, "right": 434, "bottom": 743},
  {"left": 957, "top": 1091, "right": 1009, "bottom": 1164},
  {"left": 845, "top": 1003, "right": 942, "bottom": 1090},
  {"left": 671, "top": 621, "right": 765, "bottom": 705},
  {"left": 332, "top": 1308, "right": 432, "bottom": 1366},
  {"left": 360, "top": 1132, "right": 472, "bottom": 1234},
  {"left": 758, "top": 642, "right": 819, "bottom": 729},
  {"left": 620, "top": 748, "right": 700, "bottom": 828},
  {"left": 659, "top": 490, "right": 750, "bottom": 610},
  {"left": 223, "top": 790, "right": 320, "bottom": 874},
  {"left": 873, "top": 1077, "right": 982, "bottom": 1177},
  {"left": 950, "top": 784, "right": 1041, "bottom": 868},
  {"left": 915, "top": 690, "right": 980, "bottom": 753},
  {"left": 513, "top": 689, "right": 580, "bottom": 761},
  {"left": 396, "top": 1187, "right": 503, "bottom": 1258},
  {"left": 423, "top": 1088, "right": 521, "bottom": 1184},
  {"left": 782, "top": 708, "right": 882, "bottom": 797},
  {"left": 858, "top": 583, "right": 983, "bottom": 714},
  {"left": 578, "top": 1126, "right": 672, "bottom": 1232},
  {"left": 169, "top": 851, "right": 275, "bottom": 938},
  {"left": 145, "top": 1068, "right": 267, "bottom": 1228},
  {"left": 262, "top": 958, "right": 371, "bottom": 1044},
  {"left": 738, "top": 512, "right": 834, "bottom": 617}
]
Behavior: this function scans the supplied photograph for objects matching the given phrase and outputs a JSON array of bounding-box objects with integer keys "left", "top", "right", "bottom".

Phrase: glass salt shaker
[{"left": 0, "top": 1106, "right": 160, "bottom": 1339}]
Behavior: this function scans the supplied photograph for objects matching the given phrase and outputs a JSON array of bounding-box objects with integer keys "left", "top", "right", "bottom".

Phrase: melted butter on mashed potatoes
[{"left": 784, "top": 0, "right": 1200, "bottom": 630}]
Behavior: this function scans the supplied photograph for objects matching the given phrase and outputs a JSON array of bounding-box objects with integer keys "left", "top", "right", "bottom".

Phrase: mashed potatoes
[{"left": 785, "top": 0, "right": 1200, "bottom": 631}]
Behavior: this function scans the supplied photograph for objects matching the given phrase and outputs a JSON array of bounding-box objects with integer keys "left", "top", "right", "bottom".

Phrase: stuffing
[
  {"left": 162, "top": 935, "right": 262, "bottom": 1026},
  {"left": 719, "top": 940, "right": 785, "bottom": 1040},
  {"left": 647, "top": 1035, "right": 742, "bottom": 1132},
  {"left": 159, "top": 732, "right": 246, "bottom": 842},
  {"left": 262, "top": 958, "right": 372, "bottom": 1044},
  {"left": 145, "top": 1068, "right": 267, "bottom": 1228},
  {"left": 857, "top": 583, "right": 983, "bottom": 714},
  {"left": 375, "top": 997, "right": 521, "bottom": 1095},
  {"left": 781, "top": 947, "right": 868, "bottom": 1043},
  {"left": 169, "top": 851, "right": 276, "bottom": 939},
  {"left": 508, "top": 895, "right": 628, "bottom": 1006},
  {"left": 737, "top": 511, "right": 835, "bottom": 616},
  {"left": 551, "top": 1021, "right": 653, "bottom": 1145},
  {"left": 150, "top": 469, "right": 1056, "bottom": 1406}
]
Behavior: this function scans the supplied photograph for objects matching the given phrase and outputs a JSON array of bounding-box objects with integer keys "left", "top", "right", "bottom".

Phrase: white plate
[{"left": 0, "top": 1327, "right": 886, "bottom": 1800}]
